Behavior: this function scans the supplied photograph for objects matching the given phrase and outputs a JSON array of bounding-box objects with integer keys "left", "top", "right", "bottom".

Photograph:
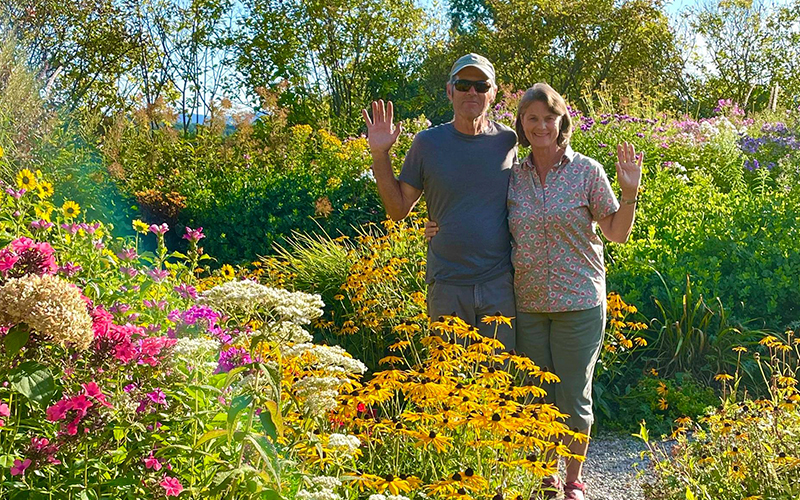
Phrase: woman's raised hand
[
  {"left": 615, "top": 142, "right": 643, "bottom": 197},
  {"left": 362, "top": 100, "right": 402, "bottom": 154}
]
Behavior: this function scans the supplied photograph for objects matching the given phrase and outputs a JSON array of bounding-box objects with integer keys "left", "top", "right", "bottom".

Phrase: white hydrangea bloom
[
  {"left": 284, "top": 343, "right": 366, "bottom": 375},
  {"left": 327, "top": 433, "right": 361, "bottom": 456},
  {"left": 388, "top": 496, "right": 411, "bottom": 500},
  {"left": 200, "top": 280, "right": 324, "bottom": 323},
  {"left": 296, "top": 489, "right": 342, "bottom": 500},
  {"left": 311, "top": 476, "right": 342, "bottom": 490},
  {"left": 368, "top": 495, "right": 388, "bottom": 500},
  {"left": 172, "top": 337, "right": 219, "bottom": 368}
]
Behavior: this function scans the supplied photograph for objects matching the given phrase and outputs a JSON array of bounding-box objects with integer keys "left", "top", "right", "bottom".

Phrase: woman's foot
[
  {"left": 539, "top": 475, "right": 562, "bottom": 499},
  {"left": 563, "top": 481, "right": 586, "bottom": 500}
]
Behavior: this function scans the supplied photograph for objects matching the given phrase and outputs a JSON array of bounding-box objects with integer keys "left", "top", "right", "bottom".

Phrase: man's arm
[{"left": 363, "top": 100, "right": 422, "bottom": 221}]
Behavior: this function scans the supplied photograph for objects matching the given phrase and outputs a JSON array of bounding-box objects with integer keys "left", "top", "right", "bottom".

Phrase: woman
[{"left": 427, "top": 83, "right": 642, "bottom": 499}]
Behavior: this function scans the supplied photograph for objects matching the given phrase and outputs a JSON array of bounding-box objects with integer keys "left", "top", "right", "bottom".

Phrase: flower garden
[{"left": 2, "top": 30, "right": 800, "bottom": 500}]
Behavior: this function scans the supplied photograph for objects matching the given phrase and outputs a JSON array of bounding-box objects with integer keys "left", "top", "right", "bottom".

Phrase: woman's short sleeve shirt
[{"left": 508, "top": 147, "right": 620, "bottom": 313}]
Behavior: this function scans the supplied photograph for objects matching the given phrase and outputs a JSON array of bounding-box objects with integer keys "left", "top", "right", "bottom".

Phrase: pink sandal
[
  {"left": 564, "top": 481, "right": 586, "bottom": 500},
  {"left": 540, "top": 475, "right": 563, "bottom": 499}
]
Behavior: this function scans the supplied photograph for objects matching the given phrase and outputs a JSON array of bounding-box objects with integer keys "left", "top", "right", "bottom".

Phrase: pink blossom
[
  {"left": 82, "top": 382, "right": 113, "bottom": 408},
  {"left": 144, "top": 452, "right": 162, "bottom": 471},
  {"left": 146, "top": 268, "right": 170, "bottom": 283},
  {"left": 46, "top": 399, "right": 71, "bottom": 422},
  {"left": 160, "top": 476, "right": 183, "bottom": 497},
  {"left": 58, "top": 262, "right": 82, "bottom": 277},
  {"left": 149, "top": 223, "right": 169, "bottom": 236},
  {"left": 182, "top": 226, "right": 205, "bottom": 243},
  {"left": 61, "top": 223, "right": 81, "bottom": 235},
  {"left": 0, "top": 249, "right": 18, "bottom": 272},
  {"left": 0, "top": 402, "right": 9, "bottom": 417},
  {"left": 10, "top": 458, "right": 31, "bottom": 476},
  {"left": 120, "top": 266, "right": 138, "bottom": 277},
  {"left": 147, "top": 389, "right": 167, "bottom": 406},
  {"left": 116, "top": 248, "right": 138, "bottom": 262}
]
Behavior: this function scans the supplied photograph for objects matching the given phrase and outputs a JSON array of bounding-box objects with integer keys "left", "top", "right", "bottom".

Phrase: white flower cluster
[
  {"left": 0, "top": 274, "right": 94, "bottom": 349},
  {"left": 293, "top": 376, "right": 342, "bottom": 417},
  {"left": 200, "top": 279, "right": 323, "bottom": 324},
  {"left": 172, "top": 337, "right": 219, "bottom": 370},
  {"left": 296, "top": 476, "right": 342, "bottom": 500},
  {"left": 258, "top": 320, "right": 313, "bottom": 345},
  {"left": 368, "top": 495, "right": 411, "bottom": 500},
  {"left": 283, "top": 343, "right": 367, "bottom": 375},
  {"left": 327, "top": 433, "right": 361, "bottom": 457}
]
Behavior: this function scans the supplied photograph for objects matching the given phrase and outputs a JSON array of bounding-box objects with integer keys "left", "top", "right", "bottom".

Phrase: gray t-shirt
[{"left": 399, "top": 121, "right": 517, "bottom": 285}]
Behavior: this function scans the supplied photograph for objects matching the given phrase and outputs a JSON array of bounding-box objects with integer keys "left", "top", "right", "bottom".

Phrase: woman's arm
[{"left": 597, "top": 142, "right": 642, "bottom": 243}]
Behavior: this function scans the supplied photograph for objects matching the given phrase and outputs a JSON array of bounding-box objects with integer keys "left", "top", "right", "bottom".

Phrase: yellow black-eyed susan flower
[
  {"left": 16, "top": 169, "right": 37, "bottom": 190},
  {"left": 220, "top": 264, "right": 235, "bottom": 280},
  {"left": 62, "top": 200, "right": 81, "bottom": 219},
  {"left": 36, "top": 181, "right": 54, "bottom": 198}
]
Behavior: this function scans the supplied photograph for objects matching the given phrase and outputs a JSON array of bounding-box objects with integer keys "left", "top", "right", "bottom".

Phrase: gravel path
[{"left": 578, "top": 432, "right": 651, "bottom": 500}]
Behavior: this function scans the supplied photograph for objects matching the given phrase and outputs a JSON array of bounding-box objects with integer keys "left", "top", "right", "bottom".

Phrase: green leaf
[
  {"left": 259, "top": 409, "right": 278, "bottom": 441},
  {"left": 227, "top": 395, "right": 253, "bottom": 436},
  {"left": 4, "top": 324, "right": 31, "bottom": 357},
  {"left": 195, "top": 429, "right": 227, "bottom": 448},
  {"left": 9, "top": 361, "right": 57, "bottom": 406}
]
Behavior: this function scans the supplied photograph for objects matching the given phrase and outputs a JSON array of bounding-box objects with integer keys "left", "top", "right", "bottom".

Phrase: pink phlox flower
[
  {"left": 138, "top": 336, "right": 177, "bottom": 366},
  {"left": 147, "top": 389, "right": 167, "bottom": 407},
  {"left": 160, "top": 476, "right": 183, "bottom": 497},
  {"left": 46, "top": 399, "right": 71, "bottom": 422},
  {"left": 10, "top": 458, "right": 31, "bottom": 476},
  {"left": 90, "top": 306, "right": 114, "bottom": 339},
  {"left": 82, "top": 382, "right": 113, "bottom": 408},
  {"left": 0, "top": 402, "right": 9, "bottom": 417},
  {"left": 149, "top": 223, "right": 169, "bottom": 236},
  {"left": 114, "top": 340, "right": 138, "bottom": 364},
  {"left": 0, "top": 248, "right": 19, "bottom": 272},
  {"left": 144, "top": 451, "right": 162, "bottom": 471},
  {"left": 68, "top": 395, "right": 93, "bottom": 419}
]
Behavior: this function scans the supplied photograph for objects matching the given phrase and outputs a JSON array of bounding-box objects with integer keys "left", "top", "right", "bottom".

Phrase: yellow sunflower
[
  {"left": 36, "top": 181, "right": 54, "bottom": 199},
  {"left": 220, "top": 264, "right": 235, "bottom": 280},
  {"left": 132, "top": 219, "right": 150, "bottom": 234},
  {"left": 16, "top": 169, "right": 37, "bottom": 191},
  {"left": 62, "top": 200, "right": 81, "bottom": 219}
]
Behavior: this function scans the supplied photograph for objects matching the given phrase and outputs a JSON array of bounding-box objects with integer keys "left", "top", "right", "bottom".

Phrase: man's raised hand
[{"left": 362, "top": 100, "right": 402, "bottom": 154}]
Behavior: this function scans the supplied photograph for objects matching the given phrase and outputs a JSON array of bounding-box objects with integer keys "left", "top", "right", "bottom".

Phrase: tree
[
  {"left": 484, "top": 0, "right": 681, "bottom": 103},
  {"left": 235, "top": 0, "right": 431, "bottom": 134}
]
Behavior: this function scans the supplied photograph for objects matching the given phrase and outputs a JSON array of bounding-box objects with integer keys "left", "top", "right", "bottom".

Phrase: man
[{"left": 361, "top": 53, "right": 517, "bottom": 349}]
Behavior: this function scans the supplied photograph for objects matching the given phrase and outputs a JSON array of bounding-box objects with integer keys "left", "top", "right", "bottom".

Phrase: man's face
[{"left": 447, "top": 66, "right": 496, "bottom": 121}]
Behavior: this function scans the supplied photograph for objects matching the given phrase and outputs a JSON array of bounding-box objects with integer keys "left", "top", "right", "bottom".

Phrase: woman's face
[{"left": 521, "top": 100, "right": 562, "bottom": 150}]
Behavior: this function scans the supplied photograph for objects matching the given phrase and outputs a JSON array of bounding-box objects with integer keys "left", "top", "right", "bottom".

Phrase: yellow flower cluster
[
  {"left": 0, "top": 274, "right": 94, "bottom": 350},
  {"left": 325, "top": 315, "right": 584, "bottom": 498}
]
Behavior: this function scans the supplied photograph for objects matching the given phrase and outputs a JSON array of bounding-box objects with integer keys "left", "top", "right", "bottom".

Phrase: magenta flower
[
  {"left": 10, "top": 458, "right": 31, "bottom": 476},
  {"left": 30, "top": 220, "right": 54, "bottom": 231},
  {"left": 5, "top": 188, "right": 25, "bottom": 199},
  {"left": 61, "top": 223, "right": 80, "bottom": 235},
  {"left": 116, "top": 248, "right": 138, "bottom": 262},
  {"left": 144, "top": 452, "right": 162, "bottom": 471},
  {"left": 160, "top": 476, "right": 183, "bottom": 497},
  {"left": 0, "top": 249, "right": 18, "bottom": 272},
  {"left": 82, "top": 382, "right": 113, "bottom": 408},
  {"left": 147, "top": 268, "right": 170, "bottom": 283},
  {"left": 183, "top": 226, "right": 205, "bottom": 243},
  {"left": 0, "top": 401, "right": 9, "bottom": 427},
  {"left": 173, "top": 284, "right": 197, "bottom": 300},
  {"left": 149, "top": 223, "right": 169, "bottom": 236},
  {"left": 120, "top": 266, "right": 138, "bottom": 277},
  {"left": 146, "top": 389, "right": 167, "bottom": 406},
  {"left": 58, "top": 262, "right": 82, "bottom": 277}
]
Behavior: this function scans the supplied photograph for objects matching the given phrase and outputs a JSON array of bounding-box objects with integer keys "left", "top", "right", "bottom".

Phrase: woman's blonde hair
[{"left": 515, "top": 82, "right": 572, "bottom": 148}]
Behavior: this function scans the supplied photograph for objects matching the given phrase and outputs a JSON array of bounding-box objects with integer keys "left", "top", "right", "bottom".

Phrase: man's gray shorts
[{"left": 426, "top": 271, "right": 516, "bottom": 351}]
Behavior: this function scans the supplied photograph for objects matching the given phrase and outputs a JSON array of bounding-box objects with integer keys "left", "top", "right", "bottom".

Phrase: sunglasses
[{"left": 452, "top": 79, "right": 492, "bottom": 93}]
